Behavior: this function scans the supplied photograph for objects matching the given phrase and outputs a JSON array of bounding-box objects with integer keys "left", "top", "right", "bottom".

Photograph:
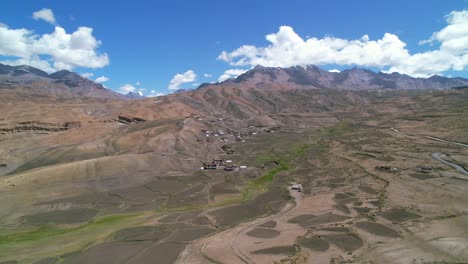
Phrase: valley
[{"left": 0, "top": 65, "right": 468, "bottom": 264}]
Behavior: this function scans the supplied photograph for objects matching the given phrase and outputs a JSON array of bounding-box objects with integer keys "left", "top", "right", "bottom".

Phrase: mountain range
[
  {"left": 2, "top": 63, "right": 468, "bottom": 102},
  {"left": 0, "top": 63, "right": 126, "bottom": 100},
  {"left": 1, "top": 61, "right": 468, "bottom": 264},
  {"left": 214, "top": 65, "right": 468, "bottom": 90}
]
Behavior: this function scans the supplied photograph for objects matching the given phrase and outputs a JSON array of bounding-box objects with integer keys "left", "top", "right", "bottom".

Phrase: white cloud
[
  {"left": 203, "top": 73, "right": 212, "bottom": 78},
  {"left": 148, "top": 90, "right": 166, "bottom": 97},
  {"left": 95, "top": 75, "right": 109, "bottom": 83},
  {"left": 33, "top": 8, "right": 56, "bottom": 25},
  {"left": 219, "top": 10, "right": 468, "bottom": 77},
  {"left": 168, "top": 70, "right": 196, "bottom": 90},
  {"left": 0, "top": 24, "right": 109, "bottom": 72},
  {"left": 218, "top": 69, "right": 248, "bottom": 82},
  {"left": 328, "top": 69, "right": 340, "bottom": 73},
  {"left": 136, "top": 81, "right": 141, "bottom": 86},
  {"left": 81, "top": 72, "right": 94, "bottom": 78},
  {"left": 118, "top": 84, "right": 136, "bottom": 94}
]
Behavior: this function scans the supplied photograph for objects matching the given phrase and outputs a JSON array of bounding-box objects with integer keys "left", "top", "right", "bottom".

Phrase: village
[{"left": 195, "top": 116, "right": 281, "bottom": 173}]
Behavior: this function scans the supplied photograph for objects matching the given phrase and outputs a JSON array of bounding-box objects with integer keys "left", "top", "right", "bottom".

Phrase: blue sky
[{"left": 1, "top": 1, "right": 467, "bottom": 96}]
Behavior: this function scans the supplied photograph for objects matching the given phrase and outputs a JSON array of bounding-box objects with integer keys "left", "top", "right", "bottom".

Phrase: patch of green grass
[
  {"left": 280, "top": 186, "right": 294, "bottom": 201},
  {"left": 0, "top": 226, "right": 80, "bottom": 245},
  {"left": 319, "top": 122, "right": 356, "bottom": 138},
  {"left": 0, "top": 213, "right": 139, "bottom": 248},
  {"left": 157, "top": 194, "right": 245, "bottom": 213},
  {"left": 296, "top": 144, "right": 310, "bottom": 156},
  {"left": 378, "top": 191, "right": 387, "bottom": 210},
  {"left": 253, "top": 160, "right": 289, "bottom": 186}
]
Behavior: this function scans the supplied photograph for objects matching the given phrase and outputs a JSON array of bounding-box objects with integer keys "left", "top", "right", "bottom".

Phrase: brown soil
[
  {"left": 246, "top": 228, "right": 280, "bottom": 239},
  {"left": 355, "top": 222, "right": 400, "bottom": 237},
  {"left": 32, "top": 257, "right": 58, "bottom": 264},
  {"left": 358, "top": 185, "right": 378, "bottom": 194},
  {"left": 144, "top": 179, "right": 189, "bottom": 193},
  {"left": 379, "top": 209, "right": 421, "bottom": 223},
  {"left": 334, "top": 197, "right": 359, "bottom": 204},
  {"left": 353, "top": 207, "right": 371, "bottom": 214},
  {"left": 190, "top": 215, "right": 212, "bottom": 225},
  {"left": 298, "top": 237, "right": 330, "bottom": 251},
  {"left": 409, "top": 173, "right": 438, "bottom": 180},
  {"left": 251, "top": 246, "right": 297, "bottom": 255},
  {"left": 211, "top": 182, "right": 239, "bottom": 194},
  {"left": 324, "top": 234, "right": 363, "bottom": 252},
  {"left": 334, "top": 193, "right": 351, "bottom": 199},
  {"left": 166, "top": 183, "right": 209, "bottom": 208},
  {"left": 158, "top": 213, "right": 181, "bottom": 223},
  {"left": 208, "top": 188, "right": 287, "bottom": 227},
  {"left": 334, "top": 204, "right": 351, "bottom": 214},
  {"left": 113, "top": 226, "right": 171, "bottom": 241},
  {"left": 259, "top": 220, "right": 277, "bottom": 228},
  {"left": 320, "top": 227, "right": 351, "bottom": 232},
  {"left": 23, "top": 208, "right": 98, "bottom": 225},
  {"left": 168, "top": 228, "right": 215, "bottom": 242},
  {"left": 63, "top": 241, "right": 152, "bottom": 264},
  {"left": 124, "top": 242, "right": 187, "bottom": 264},
  {"left": 288, "top": 213, "right": 350, "bottom": 228},
  {"left": 176, "top": 211, "right": 201, "bottom": 222}
]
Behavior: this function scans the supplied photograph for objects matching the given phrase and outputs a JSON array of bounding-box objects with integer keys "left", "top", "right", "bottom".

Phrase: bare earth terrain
[{"left": 1, "top": 66, "right": 468, "bottom": 264}]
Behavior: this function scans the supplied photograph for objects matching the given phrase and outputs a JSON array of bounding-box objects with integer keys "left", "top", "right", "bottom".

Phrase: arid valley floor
[{"left": 1, "top": 67, "right": 468, "bottom": 264}]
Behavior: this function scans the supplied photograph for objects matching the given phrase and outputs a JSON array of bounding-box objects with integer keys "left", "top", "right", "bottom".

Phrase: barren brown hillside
[{"left": 1, "top": 66, "right": 468, "bottom": 264}]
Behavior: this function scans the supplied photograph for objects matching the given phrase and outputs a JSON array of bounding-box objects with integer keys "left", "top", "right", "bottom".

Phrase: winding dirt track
[{"left": 177, "top": 188, "right": 303, "bottom": 264}]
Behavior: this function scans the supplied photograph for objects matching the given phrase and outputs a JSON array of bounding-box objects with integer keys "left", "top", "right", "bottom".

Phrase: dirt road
[{"left": 176, "top": 187, "right": 304, "bottom": 264}]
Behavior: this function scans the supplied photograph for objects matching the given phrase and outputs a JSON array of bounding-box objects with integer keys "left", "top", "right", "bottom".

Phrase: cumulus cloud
[
  {"left": 218, "top": 69, "right": 248, "bottom": 82},
  {"left": 118, "top": 84, "right": 136, "bottom": 94},
  {"left": 33, "top": 8, "right": 56, "bottom": 25},
  {"left": 218, "top": 10, "right": 468, "bottom": 77},
  {"left": 0, "top": 24, "right": 109, "bottom": 72},
  {"left": 136, "top": 81, "right": 141, "bottom": 86},
  {"left": 168, "top": 70, "right": 196, "bottom": 90},
  {"left": 81, "top": 72, "right": 94, "bottom": 78},
  {"left": 95, "top": 76, "right": 109, "bottom": 83},
  {"left": 203, "top": 73, "right": 212, "bottom": 78}
]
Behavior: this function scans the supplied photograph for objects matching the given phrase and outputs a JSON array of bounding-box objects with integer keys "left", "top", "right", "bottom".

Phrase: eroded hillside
[{"left": 0, "top": 84, "right": 467, "bottom": 264}]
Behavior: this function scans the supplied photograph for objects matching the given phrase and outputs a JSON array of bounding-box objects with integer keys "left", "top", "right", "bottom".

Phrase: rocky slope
[{"left": 0, "top": 63, "right": 126, "bottom": 100}]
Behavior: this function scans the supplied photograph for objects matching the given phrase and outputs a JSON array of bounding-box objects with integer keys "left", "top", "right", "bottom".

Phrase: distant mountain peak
[
  {"left": 0, "top": 63, "right": 49, "bottom": 78},
  {"left": 48, "top": 70, "right": 74, "bottom": 79},
  {"left": 125, "top": 91, "right": 146, "bottom": 99},
  {"left": 215, "top": 65, "right": 468, "bottom": 90},
  {"left": 0, "top": 63, "right": 126, "bottom": 100}
]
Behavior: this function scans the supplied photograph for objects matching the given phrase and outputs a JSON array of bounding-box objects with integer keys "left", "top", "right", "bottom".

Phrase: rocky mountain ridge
[
  {"left": 214, "top": 65, "right": 468, "bottom": 90},
  {"left": 0, "top": 63, "right": 126, "bottom": 100}
]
